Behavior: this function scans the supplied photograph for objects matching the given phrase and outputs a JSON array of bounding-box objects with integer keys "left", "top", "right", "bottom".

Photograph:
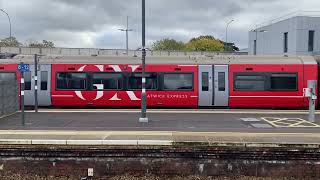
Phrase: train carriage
[
  {"left": 51, "top": 63, "right": 198, "bottom": 107},
  {"left": 0, "top": 55, "right": 317, "bottom": 109}
]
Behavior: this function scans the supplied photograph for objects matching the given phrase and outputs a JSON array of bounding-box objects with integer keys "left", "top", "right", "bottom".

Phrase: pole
[
  {"left": 225, "top": 26, "right": 228, "bottom": 52},
  {"left": 34, "top": 54, "right": 38, "bottom": 113},
  {"left": 118, "top": 16, "right": 132, "bottom": 55},
  {"left": 255, "top": 30, "right": 258, "bottom": 55},
  {"left": 20, "top": 62, "right": 25, "bottom": 126},
  {"left": 126, "top": 16, "right": 129, "bottom": 55},
  {"left": 139, "top": 0, "right": 148, "bottom": 123},
  {"left": 308, "top": 80, "right": 317, "bottom": 122},
  {"left": 0, "top": 9, "right": 11, "bottom": 41},
  {"left": 225, "top": 20, "right": 234, "bottom": 52}
]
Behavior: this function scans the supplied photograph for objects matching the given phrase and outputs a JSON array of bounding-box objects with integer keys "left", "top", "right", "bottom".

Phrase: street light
[
  {"left": 139, "top": 0, "right": 148, "bottom": 123},
  {"left": 0, "top": 9, "right": 12, "bottom": 40},
  {"left": 252, "top": 29, "right": 267, "bottom": 55},
  {"left": 225, "top": 19, "right": 234, "bottom": 52},
  {"left": 118, "top": 16, "right": 133, "bottom": 55}
]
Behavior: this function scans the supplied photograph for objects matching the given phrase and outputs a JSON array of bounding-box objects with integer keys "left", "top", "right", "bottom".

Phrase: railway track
[
  {"left": 0, "top": 145, "right": 319, "bottom": 178},
  {"left": 0, "top": 145, "right": 319, "bottom": 160}
]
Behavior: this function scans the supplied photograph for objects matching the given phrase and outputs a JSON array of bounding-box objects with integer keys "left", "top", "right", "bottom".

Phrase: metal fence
[
  {"left": 0, "top": 47, "right": 248, "bottom": 57},
  {"left": 0, "top": 80, "right": 19, "bottom": 117}
]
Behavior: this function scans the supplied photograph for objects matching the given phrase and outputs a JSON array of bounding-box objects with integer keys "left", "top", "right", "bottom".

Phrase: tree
[
  {"left": 185, "top": 35, "right": 224, "bottom": 52},
  {"left": 42, "top": 40, "right": 55, "bottom": 48},
  {"left": 151, "top": 35, "right": 240, "bottom": 52},
  {"left": 217, "top": 39, "right": 239, "bottom": 52},
  {"left": 29, "top": 40, "right": 55, "bottom": 48},
  {"left": 224, "top": 42, "right": 240, "bottom": 52},
  {"left": 152, "top": 38, "right": 185, "bottom": 51},
  {"left": 0, "top": 37, "right": 22, "bottom": 47}
]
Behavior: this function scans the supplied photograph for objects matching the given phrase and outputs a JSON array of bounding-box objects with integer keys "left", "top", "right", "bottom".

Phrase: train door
[
  {"left": 37, "top": 65, "right": 51, "bottom": 106},
  {"left": 198, "top": 65, "right": 213, "bottom": 106},
  {"left": 24, "top": 65, "right": 51, "bottom": 106},
  {"left": 198, "top": 65, "right": 229, "bottom": 107},
  {"left": 213, "top": 65, "right": 229, "bottom": 107},
  {"left": 24, "top": 68, "right": 33, "bottom": 106}
]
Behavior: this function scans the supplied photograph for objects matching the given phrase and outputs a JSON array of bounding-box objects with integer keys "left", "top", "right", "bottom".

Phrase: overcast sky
[{"left": 0, "top": 0, "right": 319, "bottom": 49}]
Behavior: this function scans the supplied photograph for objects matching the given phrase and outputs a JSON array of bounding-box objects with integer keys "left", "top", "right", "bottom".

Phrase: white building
[{"left": 248, "top": 15, "right": 320, "bottom": 56}]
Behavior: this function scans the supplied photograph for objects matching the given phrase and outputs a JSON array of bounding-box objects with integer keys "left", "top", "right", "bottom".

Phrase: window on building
[
  {"left": 56, "top": 72, "right": 87, "bottom": 90},
  {"left": 128, "top": 73, "right": 158, "bottom": 90},
  {"left": 270, "top": 73, "right": 297, "bottom": 90},
  {"left": 24, "top": 71, "right": 31, "bottom": 90},
  {"left": 92, "top": 73, "right": 123, "bottom": 90},
  {"left": 40, "top": 71, "right": 48, "bottom": 91},
  {"left": 201, "top": 72, "right": 209, "bottom": 91},
  {"left": 163, "top": 73, "right": 193, "bottom": 90},
  {"left": 253, "top": 40, "right": 257, "bottom": 55},
  {"left": 234, "top": 73, "right": 266, "bottom": 91},
  {"left": 308, "top": 30, "right": 315, "bottom": 52},
  {"left": 284, "top": 32, "right": 288, "bottom": 53}
]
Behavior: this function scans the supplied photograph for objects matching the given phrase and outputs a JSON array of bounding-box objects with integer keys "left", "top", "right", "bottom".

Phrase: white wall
[
  {"left": 296, "top": 16, "right": 320, "bottom": 55},
  {"left": 248, "top": 16, "right": 320, "bottom": 56}
]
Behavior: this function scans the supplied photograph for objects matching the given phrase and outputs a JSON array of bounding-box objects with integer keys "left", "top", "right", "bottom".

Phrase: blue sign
[{"left": 18, "top": 64, "right": 30, "bottom": 72}]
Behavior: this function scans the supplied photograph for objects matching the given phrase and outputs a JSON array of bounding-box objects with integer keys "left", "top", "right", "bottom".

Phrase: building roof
[{"left": 254, "top": 11, "right": 320, "bottom": 30}]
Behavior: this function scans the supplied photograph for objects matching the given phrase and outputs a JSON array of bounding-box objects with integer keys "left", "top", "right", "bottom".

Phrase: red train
[{"left": 0, "top": 55, "right": 318, "bottom": 109}]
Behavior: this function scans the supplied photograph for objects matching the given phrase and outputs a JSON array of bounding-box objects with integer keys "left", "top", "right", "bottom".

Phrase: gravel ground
[{"left": 0, "top": 174, "right": 299, "bottom": 180}]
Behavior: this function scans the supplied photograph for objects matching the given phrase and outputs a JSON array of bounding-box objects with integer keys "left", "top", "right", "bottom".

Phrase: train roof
[{"left": 0, "top": 55, "right": 317, "bottom": 65}]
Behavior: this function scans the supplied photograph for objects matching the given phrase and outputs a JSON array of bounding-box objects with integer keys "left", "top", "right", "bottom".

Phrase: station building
[{"left": 248, "top": 14, "right": 320, "bottom": 56}]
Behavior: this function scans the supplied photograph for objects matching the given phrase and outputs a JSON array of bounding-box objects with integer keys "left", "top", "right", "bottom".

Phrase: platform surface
[{"left": 0, "top": 109, "right": 319, "bottom": 146}]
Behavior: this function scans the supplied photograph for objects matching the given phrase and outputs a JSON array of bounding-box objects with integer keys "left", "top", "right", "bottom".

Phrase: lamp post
[
  {"left": 253, "top": 29, "right": 267, "bottom": 55},
  {"left": 225, "top": 20, "right": 234, "bottom": 52},
  {"left": 118, "top": 16, "right": 133, "bottom": 55},
  {"left": 139, "top": 0, "right": 148, "bottom": 123},
  {"left": 0, "top": 9, "right": 12, "bottom": 40}
]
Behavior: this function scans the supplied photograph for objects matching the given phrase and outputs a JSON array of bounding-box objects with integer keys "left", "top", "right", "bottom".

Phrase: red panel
[
  {"left": 229, "top": 64, "right": 312, "bottom": 108},
  {"left": 0, "top": 64, "right": 19, "bottom": 74},
  {"left": 51, "top": 64, "right": 198, "bottom": 108},
  {"left": 303, "top": 64, "right": 318, "bottom": 107}
]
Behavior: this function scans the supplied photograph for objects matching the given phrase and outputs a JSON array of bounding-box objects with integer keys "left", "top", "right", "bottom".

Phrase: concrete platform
[
  {"left": 0, "top": 109, "right": 319, "bottom": 146},
  {"left": 0, "top": 130, "right": 318, "bottom": 147},
  {"left": 0, "top": 109, "right": 320, "bottom": 132}
]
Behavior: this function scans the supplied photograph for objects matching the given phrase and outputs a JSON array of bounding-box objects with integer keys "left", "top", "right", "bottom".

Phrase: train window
[
  {"left": 234, "top": 74, "right": 266, "bottom": 91},
  {"left": 202, "top": 72, "right": 209, "bottom": 91},
  {"left": 270, "top": 73, "right": 297, "bottom": 90},
  {"left": 0, "top": 73, "right": 15, "bottom": 81},
  {"left": 56, "top": 72, "right": 87, "bottom": 90},
  {"left": 128, "top": 73, "right": 158, "bottom": 90},
  {"left": 40, "top": 71, "right": 48, "bottom": 91},
  {"left": 92, "top": 73, "right": 123, "bottom": 90},
  {"left": 24, "top": 72, "right": 31, "bottom": 90},
  {"left": 218, "top": 72, "right": 225, "bottom": 91},
  {"left": 163, "top": 73, "right": 193, "bottom": 90}
]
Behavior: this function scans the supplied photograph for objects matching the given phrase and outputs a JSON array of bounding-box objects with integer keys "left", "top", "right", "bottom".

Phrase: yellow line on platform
[
  {"left": 0, "top": 112, "right": 17, "bottom": 120},
  {"left": 262, "top": 117, "right": 320, "bottom": 128}
]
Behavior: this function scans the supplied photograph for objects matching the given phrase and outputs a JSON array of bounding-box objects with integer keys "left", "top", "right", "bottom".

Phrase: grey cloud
[{"left": 0, "top": 0, "right": 314, "bottom": 49}]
